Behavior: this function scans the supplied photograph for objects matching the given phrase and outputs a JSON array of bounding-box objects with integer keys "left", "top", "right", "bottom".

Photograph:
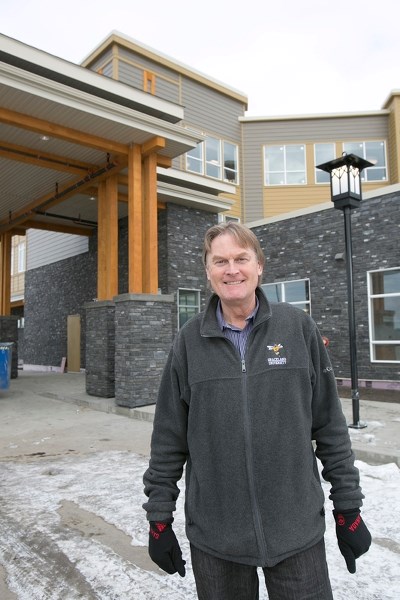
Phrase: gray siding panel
[
  {"left": 241, "top": 122, "right": 265, "bottom": 222},
  {"left": 182, "top": 79, "right": 244, "bottom": 140},
  {"left": 244, "top": 115, "right": 389, "bottom": 143},
  {"left": 27, "top": 230, "right": 89, "bottom": 271}
]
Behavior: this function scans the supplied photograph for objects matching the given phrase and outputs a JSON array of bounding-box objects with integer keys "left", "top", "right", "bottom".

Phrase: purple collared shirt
[{"left": 216, "top": 297, "right": 259, "bottom": 360}]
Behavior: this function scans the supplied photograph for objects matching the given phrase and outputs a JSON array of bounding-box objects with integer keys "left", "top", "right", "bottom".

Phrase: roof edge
[{"left": 81, "top": 31, "right": 248, "bottom": 109}]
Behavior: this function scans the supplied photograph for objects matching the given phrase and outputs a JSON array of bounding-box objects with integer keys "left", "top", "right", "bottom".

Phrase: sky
[
  {"left": 0, "top": 450, "right": 399, "bottom": 599},
  {"left": 1, "top": 0, "right": 399, "bottom": 117}
]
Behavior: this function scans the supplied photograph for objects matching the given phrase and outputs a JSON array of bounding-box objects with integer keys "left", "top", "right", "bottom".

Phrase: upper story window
[
  {"left": 18, "top": 241, "right": 26, "bottom": 273},
  {"left": 264, "top": 144, "right": 306, "bottom": 186},
  {"left": 186, "top": 137, "right": 239, "bottom": 184},
  {"left": 314, "top": 143, "right": 336, "bottom": 183},
  {"left": 343, "top": 141, "right": 387, "bottom": 182},
  {"left": 368, "top": 267, "right": 400, "bottom": 363},
  {"left": 178, "top": 288, "right": 201, "bottom": 329},
  {"left": 261, "top": 278, "right": 311, "bottom": 314}
]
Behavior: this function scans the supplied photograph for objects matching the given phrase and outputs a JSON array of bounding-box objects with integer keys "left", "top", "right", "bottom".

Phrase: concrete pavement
[{"left": 1, "top": 370, "right": 399, "bottom": 466}]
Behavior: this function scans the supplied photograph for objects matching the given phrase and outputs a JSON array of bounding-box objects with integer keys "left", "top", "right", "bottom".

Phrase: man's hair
[{"left": 202, "top": 221, "right": 265, "bottom": 270}]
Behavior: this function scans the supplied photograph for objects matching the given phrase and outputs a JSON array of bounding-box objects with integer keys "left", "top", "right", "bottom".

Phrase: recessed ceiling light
[{"left": 40, "top": 135, "right": 50, "bottom": 141}]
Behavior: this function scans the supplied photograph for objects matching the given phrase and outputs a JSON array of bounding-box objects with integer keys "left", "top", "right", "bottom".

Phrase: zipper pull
[{"left": 241, "top": 359, "right": 246, "bottom": 373}]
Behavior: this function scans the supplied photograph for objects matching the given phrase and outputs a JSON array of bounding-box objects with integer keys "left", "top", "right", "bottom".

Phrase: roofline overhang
[
  {"left": 239, "top": 109, "right": 390, "bottom": 123},
  {"left": 0, "top": 61, "right": 202, "bottom": 158},
  {"left": 157, "top": 167, "right": 236, "bottom": 196},
  {"left": 157, "top": 181, "right": 234, "bottom": 213},
  {"left": 0, "top": 33, "right": 184, "bottom": 123},
  {"left": 81, "top": 31, "right": 249, "bottom": 110}
]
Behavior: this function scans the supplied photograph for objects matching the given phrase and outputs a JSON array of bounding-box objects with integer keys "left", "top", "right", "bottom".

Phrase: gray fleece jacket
[{"left": 143, "top": 289, "right": 363, "bottom": 567}]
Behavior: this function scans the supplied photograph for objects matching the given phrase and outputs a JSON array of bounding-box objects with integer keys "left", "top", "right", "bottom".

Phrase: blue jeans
[{"left": 190, "top": 539, "right": 333, "bottom": 600}]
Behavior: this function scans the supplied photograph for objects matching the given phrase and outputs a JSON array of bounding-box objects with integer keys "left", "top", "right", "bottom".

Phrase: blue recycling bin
[{"left": 0, "top": 342, "right": 13, "bottom": 390}]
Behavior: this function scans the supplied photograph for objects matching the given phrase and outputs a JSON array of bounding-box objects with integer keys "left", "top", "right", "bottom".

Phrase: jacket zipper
[{"left": 241, "top": 356, "right": 269, "bottom": 564}]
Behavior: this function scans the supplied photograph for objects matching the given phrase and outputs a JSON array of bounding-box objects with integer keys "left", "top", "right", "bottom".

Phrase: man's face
[{"left": 206, "top": 233, "right": 262, "bottom": 309}]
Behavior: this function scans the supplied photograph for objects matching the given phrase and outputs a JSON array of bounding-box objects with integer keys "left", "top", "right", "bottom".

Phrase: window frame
[
  {"left": 314, "top": 143, "right": 336, "bottom": 184},
  {"left": 261, "top": 278, "right": 311, "bottom": 314},
  {"left": 177, "top": 288, "right": 201, "bottom": 329},
  {"left": 264, "top": 144, "right": 307, "bottom": 186},
  {"left": 342, "top": 140, "right": 388, "bottom": 182},
  {"left": 367, "top": 267, "right": 400, "bottom": 363},
  {"left": 186, "top": 136, "right": 239, "bottom": 185}
]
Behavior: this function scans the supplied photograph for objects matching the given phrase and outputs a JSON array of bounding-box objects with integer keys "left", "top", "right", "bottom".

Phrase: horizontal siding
[
  {"left": 244, "top": 114, "right": 389, "bottom": 143},
  {"left": 241, "top": 122, "right": 265, "bottom": 222},
  {"left": 241, "top": 117, "right": 391, "bottom": 222},
  {"left": 27, "top": 230, "right": 89, "bottom": 271},
  {"left": 117, "top": 48, "right": 180, "bottom": 104},
  {"left": 182, "top": 79, "right": 244, "bottom": 140}
]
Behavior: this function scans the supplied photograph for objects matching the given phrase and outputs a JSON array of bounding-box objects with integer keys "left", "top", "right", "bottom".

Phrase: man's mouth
[{"left": 224, "top": 281, "right": 244, "bottom": 285}]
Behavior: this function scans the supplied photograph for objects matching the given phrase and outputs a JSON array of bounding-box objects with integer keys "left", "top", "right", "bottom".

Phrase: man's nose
[{"left": 226, "top": 259, "right": 239, "bottom": 272}]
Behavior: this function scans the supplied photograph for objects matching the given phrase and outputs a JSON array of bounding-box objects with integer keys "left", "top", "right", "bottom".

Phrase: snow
[{"left": 0, "top": 451, "right": 399, "bottom": 599}]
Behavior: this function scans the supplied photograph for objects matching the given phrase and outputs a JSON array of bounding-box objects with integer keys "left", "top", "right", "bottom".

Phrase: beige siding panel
[{"left": 27, "top": 230, "right": 89, "bottom": 271}]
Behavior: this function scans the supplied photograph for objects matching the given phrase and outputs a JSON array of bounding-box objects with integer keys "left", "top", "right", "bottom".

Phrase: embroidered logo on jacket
[{"left": 267, "top": 343, "right": 287, "bottom": 365}]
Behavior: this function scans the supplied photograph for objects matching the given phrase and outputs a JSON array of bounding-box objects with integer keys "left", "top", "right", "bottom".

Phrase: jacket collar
[{"left": 200, "top": 287, "right": 272, "bottom": 337}]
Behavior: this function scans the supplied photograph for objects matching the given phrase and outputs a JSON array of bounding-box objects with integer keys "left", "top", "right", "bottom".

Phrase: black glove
[
  {"left": 333, "top": 509, "right": 371, "bottom": 573},
  {"left": 148, "top": 522, "right": 186, "bottom": 577}
]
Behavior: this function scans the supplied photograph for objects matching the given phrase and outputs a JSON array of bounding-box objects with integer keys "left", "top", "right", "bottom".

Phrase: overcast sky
[{"left": 1, "top": 0, "right": 399, "bottom": 117}]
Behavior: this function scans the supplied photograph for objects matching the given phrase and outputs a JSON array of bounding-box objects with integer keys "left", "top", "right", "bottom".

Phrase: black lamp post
[{"left": 316, "top": 153, "right": 373, "bottom": 429}]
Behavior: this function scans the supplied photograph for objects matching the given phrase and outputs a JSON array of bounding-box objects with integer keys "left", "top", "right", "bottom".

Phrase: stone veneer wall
[
  {"left": 114, "top": 294, "right": 174, "bottom": 407},
  {"left": 251, "top": 191, "right": 400, "bottom": 382},
  {"left": 85, "top": 301, "right": 115, "bottom": 397},
  {"left": 23, "top": 238, "right": 97, "bottom": 368}
]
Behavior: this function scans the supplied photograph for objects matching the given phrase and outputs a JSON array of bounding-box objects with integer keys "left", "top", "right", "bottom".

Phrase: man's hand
[
  {"left": 333, "top": 509, "right": 372, "bottom": 573},
  {"left": 148, "top": 522, "right": 186, "bottom": 576}
]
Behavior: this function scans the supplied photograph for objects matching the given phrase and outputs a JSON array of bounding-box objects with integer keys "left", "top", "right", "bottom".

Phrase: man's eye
[{"left": 236, "top": 258, "right": 248, "bottom": 263}]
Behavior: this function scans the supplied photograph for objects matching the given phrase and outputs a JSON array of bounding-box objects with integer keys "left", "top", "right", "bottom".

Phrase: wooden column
[
  {"left": 0, "top": 232, "right": 12, "bottom": 315},
  {"left": 97, "top": 175, "right": 119, "bottom": 300},
  {"left": 143, "top": 152, "right": 158, "bottom": 294},
  {"left": 128, "top": 144, "right": 143, "bottom": 293}
]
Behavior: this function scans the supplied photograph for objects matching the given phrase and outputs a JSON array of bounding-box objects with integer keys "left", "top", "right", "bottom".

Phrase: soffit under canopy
[{"left": 0, "top": 34, "right": 211, "bottom": 236}]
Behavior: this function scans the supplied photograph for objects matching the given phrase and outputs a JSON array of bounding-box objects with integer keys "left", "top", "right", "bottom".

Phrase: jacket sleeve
[
  {"left": 142, "top": 347, "right": 189, "bottom": 523},
  {"left": 309, "top": 324, "right": 364, "bottom": 511}
]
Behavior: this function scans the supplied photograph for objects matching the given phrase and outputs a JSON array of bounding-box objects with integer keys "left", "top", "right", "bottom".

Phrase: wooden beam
[
  {"left": 22, "top": 220, "right": 94, "bottom": 237},
  {"left": 128, "top": 145, "right": 143, "bottom": 293},
  {"left": 0, "top": 157, "right": 126, "bottom": 234},
  {"left": 141, "top": 136, "right": 165, "bottom": 158},
  {"left": 143, "top": 152, "right": 158, "bottom": 294},
  {"left": 155, "top": 154, "right": 172, "bottom": 168},
  {"left": 105, "top": 174, "right": 119, "bottom": 299},
  {"left": 0, "top": 139, "right": 96, "bottom": 175},
  {"left": 97, "top": 181, "right": 107, "bottom": 300},
  {"left": 0, "top": 232, "right": 12, "bottom": 315},
  {"left": 0, "top": 107, "right": 129, "bottom": 156}
]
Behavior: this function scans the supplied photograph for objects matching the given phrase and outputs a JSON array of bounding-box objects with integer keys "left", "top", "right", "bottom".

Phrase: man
[{"left": 143, "top": 222, "right": 371, "bottom": 599}]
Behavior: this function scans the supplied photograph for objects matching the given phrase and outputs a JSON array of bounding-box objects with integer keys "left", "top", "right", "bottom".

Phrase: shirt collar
[{"left": 216, "top": 296, "right": 259, "bottom": 331}]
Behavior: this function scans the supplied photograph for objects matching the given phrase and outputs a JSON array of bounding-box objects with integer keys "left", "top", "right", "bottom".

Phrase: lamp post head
[{"left": 316, "top": 152, "right": 374, "bottom": 210}]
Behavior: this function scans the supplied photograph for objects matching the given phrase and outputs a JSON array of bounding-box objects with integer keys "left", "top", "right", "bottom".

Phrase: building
[{"left": 0, "top": 31, "right": 398, "bottom": 400}]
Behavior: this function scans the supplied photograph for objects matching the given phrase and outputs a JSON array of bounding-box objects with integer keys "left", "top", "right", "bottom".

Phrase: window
[
  {"left": 186, "top": 137, "right": 239, "bottom": 184},
  {"left": 223, "top": 141, "right": 238, "bottom": 183},
  {"left": 218, "top": 214, "right": 240, "bottom": 224},
  {"left": 343, "top": 141, "right": 387, "bottom": 182},
  {"left": 186, "top": 143, "right": 203, "bottom": 175},
  {"left": 205, "top": 137, "right": 221, "bottom": 179},
  {"left": 368, "top": 267, "right": 400, "bottom": 362},
  {"left": 315, "top": 143, "right": 336, "bottom": 183},
  {"left": 264, "top": 145, "right": 306, "bottom": 185},
  {"left": 261, "top": 279, "right": 311, "bottom": 314},
  {"left": 18, "top": 241, "right": 26, "bottom": 273},
  {"left": 178, "top": 289, "right": 201, "bottom": 328}
]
